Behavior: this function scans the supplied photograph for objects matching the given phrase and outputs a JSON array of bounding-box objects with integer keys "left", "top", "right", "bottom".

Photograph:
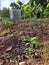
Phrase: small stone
[
  {"left": 5, "top": 46, "right": 13, "bottom": 52},
  {"left": 22, "top": 54, "right": 29, "bottom": 60},
  {"left": 19, "top": 62, "right": 26, "bottom": 65}
]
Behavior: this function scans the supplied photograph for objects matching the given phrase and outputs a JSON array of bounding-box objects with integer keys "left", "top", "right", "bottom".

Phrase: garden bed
[{"left": 0, "top": 20, "right": 49, "bottom": 65}]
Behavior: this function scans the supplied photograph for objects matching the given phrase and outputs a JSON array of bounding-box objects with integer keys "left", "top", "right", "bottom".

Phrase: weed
[
  {"left": 21, "top": 36, "right": 41, "bottom": 47},
  {"left": 2, "top": 29, "right": 10, "bottom": 35}
]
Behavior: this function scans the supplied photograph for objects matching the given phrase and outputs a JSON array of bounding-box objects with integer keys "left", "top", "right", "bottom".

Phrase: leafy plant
[
  {"left": 22, "top": 4, "right": 32, "bottom": 19},
  {"left": 21, "top": 36, "right": 40, "bottom": 47}
]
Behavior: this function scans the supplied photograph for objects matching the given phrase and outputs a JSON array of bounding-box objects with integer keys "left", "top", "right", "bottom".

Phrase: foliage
[
  {"left": 1, "top": 8, "right": 9, "bottom": 18},
  {"left": 28, "top": 37, "right": 40, "bottom": 46},
  {"left": 22, "top": 4, "right": 32, "bottom": 19},
  {"left": 3, "top": 21, "right": 13, "bottom": 27},
  {"left": 10, "top": 2, "right": 20, "bottom": 9},
  {"left": 35, "top": 4, "right": 43, "bottom": 13},
  {"left": 43, "top": 3, "right": 49, "bottom": 17},
  {"left": 21, "top": 36, "right": 40, "bottom": 46},
  {"left": 29, "top": 0, "right": 48, "bottom": 7},
  {"left": 31, "top": 1, "right": 37, "bottom": 17},
  {"left": 10, "top": 1, "right": 23, "bottom": 9},
  {"left": 22, "top": 0, "right": 49, "bottom": 19},
  {"left": 2, "top": 18, "right": 14, "bottom": 27},
  {"left": 17, "top": 0, "right": 23, "bottom": 8},
  {"left": 2, "top": 29, "right": 10, "bottom": 35},
  {"left": 22, "top": 1, "right": 38, "bottom": 18},
  {"left": 0, "top": 0, "right": 49, "bottom": 20},
  {"left": 22, "top": 1, "right": 44, "bottom": 19}
]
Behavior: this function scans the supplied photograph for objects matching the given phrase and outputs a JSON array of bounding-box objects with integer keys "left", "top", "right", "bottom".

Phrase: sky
[{"left": 1, "top": 0, "right": 29, "bottom": 8}]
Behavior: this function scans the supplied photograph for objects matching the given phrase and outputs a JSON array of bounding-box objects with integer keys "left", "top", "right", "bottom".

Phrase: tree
[
  {"left": 17, "top": 0, "right": 23, "bottom": 9},
  {"left": 1, "top": 8, "right": 9, "bottom": 17},
  {"left": 37, "top": 0, "right": 48, "bottom": 7},
  {"left": 10, "top": 1, "right": 23, "bottom": 9},
  {"left": 10, "top": 2, "right": 19, "bottom": 9},
  {"left": 29, "top": 0, "right": 48, "bottom": 7}
]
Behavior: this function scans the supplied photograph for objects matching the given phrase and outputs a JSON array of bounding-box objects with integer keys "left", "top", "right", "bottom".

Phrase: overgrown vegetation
[
  {"left": 0, "top": 0, "right": 49, "bottom": 65},
  {"left": 21, "top": 0, "right": 49, "bottom": 19},
  {"left": 0, "top": 0, "right": 49, "bottom": 20}
]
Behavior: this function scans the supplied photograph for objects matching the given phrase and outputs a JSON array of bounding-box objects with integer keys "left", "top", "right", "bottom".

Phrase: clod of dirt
[
  {"left": 0, "top": 59, "right": 5, "bottom": 65},
  {"left": 33, "top": 51, "right": 42, "bottom": 60},
  {"left": 23, "top": 55, "right": 29, "bottom": 60}
]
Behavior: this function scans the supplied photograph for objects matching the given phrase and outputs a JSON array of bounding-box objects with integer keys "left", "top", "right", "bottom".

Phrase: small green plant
[
  {"left": 21, "top": 36, "right": 42, "bottom": 48},
  {"left": 2, "top": 29, "right": 10, "bottom": 35},
  {"left": 28, "top": 37, "right": 40, "bottom": 46},
  {"left": 4, "top": 22, "right": 11, "bottom": 27},
  {"left": 26, "top": 47, "right": 33, "bottom": 55}
]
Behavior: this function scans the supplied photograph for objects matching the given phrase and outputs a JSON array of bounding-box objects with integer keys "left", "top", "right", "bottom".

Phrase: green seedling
[{"left": 21, "top": 36, "right": 42, "bottom": 48}]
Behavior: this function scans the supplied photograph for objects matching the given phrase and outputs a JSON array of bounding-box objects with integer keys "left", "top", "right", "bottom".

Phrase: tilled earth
[{"left": 0, "top": 20, "right": 49, "bottom": 65}]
